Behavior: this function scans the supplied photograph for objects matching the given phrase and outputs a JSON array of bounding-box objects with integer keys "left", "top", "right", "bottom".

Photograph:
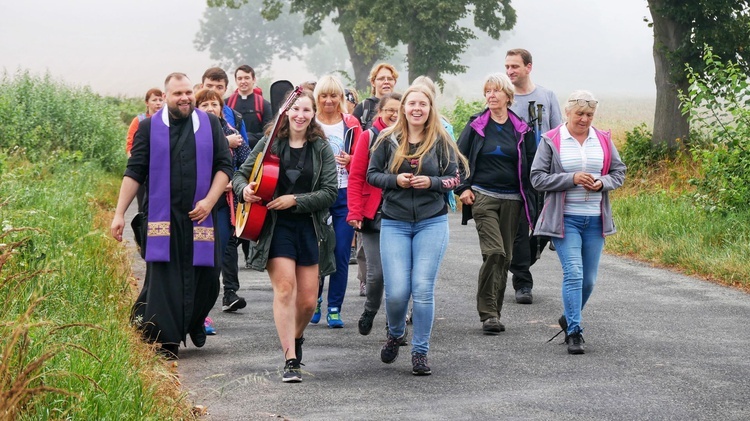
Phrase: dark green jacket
[{"left": 233, "top": 135, "right": 338, "bottom": 276}]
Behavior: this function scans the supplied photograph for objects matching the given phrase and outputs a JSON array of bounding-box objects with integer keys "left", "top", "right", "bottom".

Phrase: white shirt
[
  {"left": 558, "top": 125, "right": 603, "bottom": 216},
  {"left": 317, "top": 118, "right": 348, "bottom": 189}
]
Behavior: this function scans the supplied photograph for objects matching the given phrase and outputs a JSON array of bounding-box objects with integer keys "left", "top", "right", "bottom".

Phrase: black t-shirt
[
  {"left": 276, "top": 142, "right": 313, "bottom": 219},
  {"left": 232, "top": 94, "right": 272, "bottom": 148},
  {"left": 472, "top": 119, "right": 519, "bottom": 194}
]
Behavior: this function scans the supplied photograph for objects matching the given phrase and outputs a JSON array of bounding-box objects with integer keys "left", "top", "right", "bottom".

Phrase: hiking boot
[
  {"left": 381, "top": 333, "right": 402, "bottom": 364},
  {"left": 245, "top": 256, "right": 252, "bottom": 269},
  {"left": 411, "top": 353, "right": 432, "bottom": 376},
  {"left": 398, "top": 327, "right": 409, "bottom": 346},
  {"left": 405, "top": 307, "right": 413, "bottom": 325},
  {"left": 482, "top": 317, "right": 505, "bottom": 335},
  {"left": 282, "top": 358, "right": 302, "bottom": 383},
  {"left": 189, "top": 324, "right": 207, "bottom": 348},
  {"left": 327, "top": 307, "right": 344, "bottom": 328},
  {"left": 204, "top": 317, "right": 216, "bottom": 335},
  {"left": 349, "top": 246, "right": 357, "bottom": 265},
  {"left": 295, "top": 336, "right": 304, "bottom": 364},
  {"left": 222, "top": 291, "right": 247, "bottom": 312},
  {"left": 567, "top": 332, "right": 585, "bottom": 355},
  {"left": 359, "top": 279, "right": 366, "bottom": 296},
  {"left": 358, "top": 310, "right": 377, "bottom": 335},
  {"left": 515, "top": 287, "right": 533, "bottom": 304}
]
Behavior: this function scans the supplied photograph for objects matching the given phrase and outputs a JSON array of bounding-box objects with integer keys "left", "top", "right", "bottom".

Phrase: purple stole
[{"left": 146, "top": 108, "right": 215, "bottom": 267}]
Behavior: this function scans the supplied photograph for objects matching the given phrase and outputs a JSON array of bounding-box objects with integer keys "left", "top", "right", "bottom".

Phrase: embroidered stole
[{"left": 147, "top": 108, "right": 215, "bottom": 266}]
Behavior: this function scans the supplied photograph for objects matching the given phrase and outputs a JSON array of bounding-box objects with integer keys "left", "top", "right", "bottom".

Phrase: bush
[
  {"left": 621, "top": 123, "right": 670, "bottom": 173},
  {"left": 680, "top": 46, "right": 750, "bottom": 213},
  {"left": 0, "top": 70, "right": 126, "bottom": 172},
  {"left": 443, "top": 97, "right": 484, "bottom": 137}
]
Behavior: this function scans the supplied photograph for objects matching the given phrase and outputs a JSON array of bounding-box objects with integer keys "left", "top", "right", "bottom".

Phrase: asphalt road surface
[{"left": 124, "top": 206, "right": 750, "bottom": 420}]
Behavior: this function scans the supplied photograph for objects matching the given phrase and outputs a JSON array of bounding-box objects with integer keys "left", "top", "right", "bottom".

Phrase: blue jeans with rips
[
  {"left": 380, "top": 214, "right": 449, "bottom": 355},
  {"left": 551, "top": 215, "right": 605, "bottom": 335}
]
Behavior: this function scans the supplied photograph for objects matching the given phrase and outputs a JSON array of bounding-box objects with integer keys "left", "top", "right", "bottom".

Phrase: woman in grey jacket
[
  {"left": 367, "top": 84, "right": 467, "bottom": 376},
  {"left": 530, "top": 91, "right": 626, "bottom": 355},
  {"left": 234, "top": 90, "right": 338, "bottom": 382}
]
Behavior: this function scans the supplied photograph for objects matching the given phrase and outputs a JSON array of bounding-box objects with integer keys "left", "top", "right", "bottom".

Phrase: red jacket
[{"left": 347, "top": 117, "right": 388, "bottom": 222}]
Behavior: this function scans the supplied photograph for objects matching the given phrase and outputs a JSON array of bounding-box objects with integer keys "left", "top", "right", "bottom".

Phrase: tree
[
  {"left": 207, "top": 1, "right": 517, "bottom": 89},
  {"left": 195, "top": 0, "right": 316, "bottom": 72},
  {"left": 647, "top": 0, "right": 750, "bottom": 150},
  {"left": 373, "top": 0, "right": 515, "bottom": 84}
]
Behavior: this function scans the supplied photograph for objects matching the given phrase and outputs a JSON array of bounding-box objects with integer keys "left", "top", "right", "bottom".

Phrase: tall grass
[
  {"left": 0, "top": 71, "right": 192, "bottom": 419},
  {"left": 0, "top": 70, "right": 126, "bottom": 172},
  {"left": 0, "top": 156, "right": 191, "bottom": 420}
]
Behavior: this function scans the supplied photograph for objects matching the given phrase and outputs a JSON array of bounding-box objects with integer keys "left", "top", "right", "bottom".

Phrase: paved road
[{"left": 125, "top": 206, "right": 750, "bottom": 420}]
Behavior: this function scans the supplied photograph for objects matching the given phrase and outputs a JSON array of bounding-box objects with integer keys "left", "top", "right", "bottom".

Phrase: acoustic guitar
[{"left": 235, "top": 85, "right": 303, "bottom": 241}]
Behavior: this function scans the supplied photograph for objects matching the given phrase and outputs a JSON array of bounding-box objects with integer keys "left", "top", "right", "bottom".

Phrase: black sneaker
[
  {"left": 282, "top": 358, "right": 302, "bottom": 383},
  {"left": 411, "top": 353, "right": 432, "bottom": 376},
  {"left": 398, "top": 326, "right": 409, "bottom": 346},
  {"left": 381, "top": 334, "right": 402, "bottom": 364},
  {"left": 482, "top": 317, "right": 505, "bottom": 335},
  {"left": 559, "top": 315, "right": 569, "bottom": 343},
  {"left": 295, "top": 336, "right": 304, "bottom": 364},
  {"left": 222, "top": 291, "right": 247, "bottom": 312},
  {"left": 515, "top": 287, "right": 533, "bottom": 304},
  {"left": 358, "top": 310, "right": 377, "bottom": 335},
  {"left": 567, "top": 332, "right": 585, "bottom": 355}
]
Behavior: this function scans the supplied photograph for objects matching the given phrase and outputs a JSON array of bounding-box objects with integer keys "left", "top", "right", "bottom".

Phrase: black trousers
[{"left": 509, "top": 218, "right": 549, "bottom": 291}]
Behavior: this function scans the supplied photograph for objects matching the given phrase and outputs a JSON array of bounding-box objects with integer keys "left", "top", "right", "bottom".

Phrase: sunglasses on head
[{"left": 568, "top": 99, "right": 598, "bottom": 107}]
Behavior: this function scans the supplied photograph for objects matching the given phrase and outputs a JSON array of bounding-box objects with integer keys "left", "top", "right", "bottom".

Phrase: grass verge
[{"left": 0, "top": 155, "right": 192, "bottom": 420}]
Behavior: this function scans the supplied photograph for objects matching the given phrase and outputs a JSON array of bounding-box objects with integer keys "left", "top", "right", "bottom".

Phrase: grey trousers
[{"left": 361, "top": 230, "right": 384, "bottom": 313}]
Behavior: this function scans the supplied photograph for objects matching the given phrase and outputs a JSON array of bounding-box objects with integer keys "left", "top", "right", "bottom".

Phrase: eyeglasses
[
  {"left": 382, "top": 108, "right": 399, "bottom": 115},
  {"left": 568, "top": 99, "right": 598, "bottom": 107},
  {"left": 376, "top": 77, "right": 395, "bottom": 83}
]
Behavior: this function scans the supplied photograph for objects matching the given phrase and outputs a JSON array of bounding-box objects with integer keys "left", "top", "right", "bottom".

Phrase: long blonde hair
[{"left": 377, "top": 84, "right": 468, "bottom": 175}]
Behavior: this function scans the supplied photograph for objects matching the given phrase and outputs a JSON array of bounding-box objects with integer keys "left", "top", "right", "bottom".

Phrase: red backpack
[{"left": 226, "top": 86, "right": 264, "bottom": 122}]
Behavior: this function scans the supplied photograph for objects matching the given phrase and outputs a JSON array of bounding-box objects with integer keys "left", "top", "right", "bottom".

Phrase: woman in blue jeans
[
  {"left": 530, "top": 90, "right": 626, "bottom": 355},
  {"left": 367, "top": 84, "right": 467, "bottom": 375}
]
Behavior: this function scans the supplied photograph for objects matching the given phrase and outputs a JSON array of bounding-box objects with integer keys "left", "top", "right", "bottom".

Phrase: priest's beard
[{"left": 168, "top": 102, "right": 195, "bottom": 119}]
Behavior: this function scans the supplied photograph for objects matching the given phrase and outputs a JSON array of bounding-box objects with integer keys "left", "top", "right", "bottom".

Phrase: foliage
[
  {"left": 621, "top": 123, "right": 670, "bottom": 173},
  {"left": 679, "top": 46, "right": 750, "bottom": 214},
  {"left": 208, "top": 0, "right": 516, "bottom": 88},
  {"left": 195, "top": 0, "right": 317, "bottom": 73},
  {"left": 443, "top": 97, "right": 484, "bottom": 136},
  {"left": 372, "top": 0, "right": 515, "bottom": 84},
  {"left": 0, "top": 70, "right": 126, "bottom": 172},
  {"left": 0, "top": 156, "right": 189, "bottom": 419},
  {"left": 647, "top": 1, "right": 750, "bottom": 84}
]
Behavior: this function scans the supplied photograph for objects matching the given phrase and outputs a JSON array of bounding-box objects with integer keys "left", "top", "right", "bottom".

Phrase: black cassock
[{"left": 126, "top": 112, "right": 232, "bottom": 345}]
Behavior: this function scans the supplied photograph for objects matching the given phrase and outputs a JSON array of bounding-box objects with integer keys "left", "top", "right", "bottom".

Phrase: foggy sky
[{"left": 0, "top": 0, "right": 655, "bottom": 100}]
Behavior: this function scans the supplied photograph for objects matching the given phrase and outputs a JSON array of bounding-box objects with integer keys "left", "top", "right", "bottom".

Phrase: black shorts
[{"left": 268, "top": 215, "right": 319, "bottom": 266}]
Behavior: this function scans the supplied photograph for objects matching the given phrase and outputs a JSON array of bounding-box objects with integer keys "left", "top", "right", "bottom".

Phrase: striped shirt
[{"left": 559, "top": 125, "right": 603, "bottom": 216}]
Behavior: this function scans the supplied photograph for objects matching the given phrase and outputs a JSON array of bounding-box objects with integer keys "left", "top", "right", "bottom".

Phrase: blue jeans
[
  {"left": 551, "top": 215, "right": 605, "bottom": 335},
  {"left": 319, "top": 188, "right": 355, "bottom": 309},
  {"left": 380, "top": 214, "right": 448, "bottom": 355}
]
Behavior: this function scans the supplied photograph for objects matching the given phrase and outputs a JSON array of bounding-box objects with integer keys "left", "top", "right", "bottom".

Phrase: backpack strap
[{"left": 253, "top": 87, "right": 264, "bottom": 122}]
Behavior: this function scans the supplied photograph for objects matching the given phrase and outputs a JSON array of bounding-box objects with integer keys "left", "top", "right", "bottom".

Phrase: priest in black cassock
[{"left": 111, "top": 72, "right": 233, "bottom": 359}]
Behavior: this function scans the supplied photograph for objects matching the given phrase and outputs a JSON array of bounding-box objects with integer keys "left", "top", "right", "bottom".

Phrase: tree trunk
[
  {"left": 649, "top": 0, "right": 690, "bottom": 150},
  {"left": 337, "top": 8, "right": 376, "bottom": 92}
]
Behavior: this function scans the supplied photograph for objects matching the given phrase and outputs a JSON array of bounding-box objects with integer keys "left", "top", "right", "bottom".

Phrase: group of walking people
[{"left": 110, "top": 48, "right": 626, "bottom": 383}]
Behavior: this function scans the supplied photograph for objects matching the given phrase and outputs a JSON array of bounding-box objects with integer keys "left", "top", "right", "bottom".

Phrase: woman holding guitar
[
  {"left": 233, "top": 90, "right": 338, "bottom": 383},
  {"left": 310, "top": 76, "right": 362, "bottom": 328}
]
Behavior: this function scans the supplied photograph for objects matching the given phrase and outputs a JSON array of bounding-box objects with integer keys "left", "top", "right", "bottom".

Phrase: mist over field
[{"left": 0, "top": 0, "right": 655, "bottom": 102}]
